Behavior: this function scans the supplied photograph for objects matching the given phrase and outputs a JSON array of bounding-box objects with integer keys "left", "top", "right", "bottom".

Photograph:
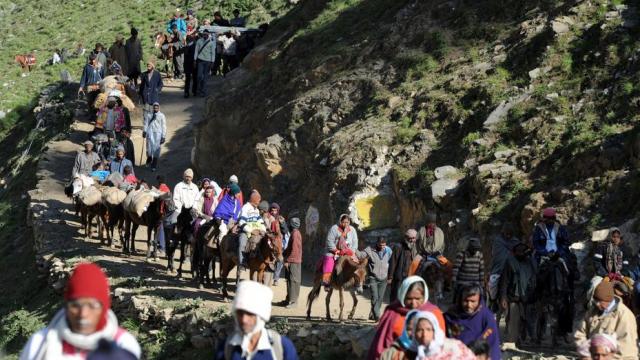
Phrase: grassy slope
[
  {"left": 259, "top": 0, "right": 640, "bottom": 233},
  {"left": 0, "top": 1, "right": 291, "bottom": 358}
]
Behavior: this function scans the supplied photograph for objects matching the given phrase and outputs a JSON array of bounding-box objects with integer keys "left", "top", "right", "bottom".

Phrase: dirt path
[{"left": 29, "top": 78, "right": 376, "bottom": 323}]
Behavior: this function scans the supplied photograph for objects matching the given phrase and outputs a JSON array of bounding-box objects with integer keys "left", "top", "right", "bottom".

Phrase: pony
[
  {"left": 409, "top": 255, "right": 448, "bottom": 305},
  {"left": 218, "top": 230, "right": 282, "bottom": 300},
  {"left": 306, "top": 256, "right": 369, "bottom": 322},
  {"left": 123, "top": 190, "right": 168, "bottom": 257},
  {"left": 192, "top": 219, "right": 220, "bottom": 289},
  {"left": 66, "top": 175, "right": 109, "bottom": 244},
  {"left": 153, "top": 32, "right": 174, "bottom": 79},
  {"left": 166, "top": 206, "right": 196, "bottom": 278},
  {"left": 15, "top": 54, "right": 36, "bottom": 72},
  {"left": 535, "top": 255, "right": 571, "bottom": 346}
]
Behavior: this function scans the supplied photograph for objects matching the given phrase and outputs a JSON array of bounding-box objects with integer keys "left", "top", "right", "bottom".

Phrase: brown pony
[
  {"left": 153, "top": 32, "right": 174, "bottom": 79},
  {"left": 218, "top": 230, "right": 282, "bottom": 300},
  {"left": 306, "top": 256, "right": 368, "bottom": 322},
  {"left": 15, "top": 54, "right": 36, "bottom": 72}
]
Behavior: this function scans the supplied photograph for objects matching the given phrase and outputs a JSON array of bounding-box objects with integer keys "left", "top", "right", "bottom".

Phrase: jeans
[
  {"left": 238, "top": 232, "right": 248, "bottom": 266},
  {"left": 196, "top": 60, "right": 213, "bottom": 96},
  {"left": 368, "top": 276, "right": 387, "bottom": 320},
  {"left": 274, "top": 261, "right": 284, "bottom": 282}
]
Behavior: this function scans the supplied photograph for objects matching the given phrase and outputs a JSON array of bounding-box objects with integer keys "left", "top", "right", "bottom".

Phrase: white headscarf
[
  {"left": 231, "top": 281, "right": 274, "bottom": 358},
  {"left": 397, "top": 275, "right": 429, "bottom": 306},
  {"left": 412, "top": 311, "right": 445, "bottom": 359}
]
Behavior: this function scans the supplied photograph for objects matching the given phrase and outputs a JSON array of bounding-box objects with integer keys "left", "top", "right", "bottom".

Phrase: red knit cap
[
  {"left": 542, "top": 207, "right": 556, "bottom": 218},
  {"left": 64, "top": 263, "right": 111, "bottom": 330}
]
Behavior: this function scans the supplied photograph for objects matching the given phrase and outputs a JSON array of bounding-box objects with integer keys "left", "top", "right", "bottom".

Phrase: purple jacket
[
  {"left": 444, "top": 304, "right": 501, "bottom": 360},
  {"left": 212, "top": 193, "right": 241, "bottom": 223}
]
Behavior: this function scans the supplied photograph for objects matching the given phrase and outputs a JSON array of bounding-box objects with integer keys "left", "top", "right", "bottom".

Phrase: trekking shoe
[{"left": 285, "top": 302, "right": 297, "bottom": 309}]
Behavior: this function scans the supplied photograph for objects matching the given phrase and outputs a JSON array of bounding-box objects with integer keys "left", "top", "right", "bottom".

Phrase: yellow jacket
[{"left": 574, "top": 297, "right": 638, "bottom": 360}]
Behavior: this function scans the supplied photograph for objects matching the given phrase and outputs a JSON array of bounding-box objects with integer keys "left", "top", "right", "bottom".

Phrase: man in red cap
[
  {"left": 20, "top": 263, "right": 141, "bottom": 359},
  {"left": 532, "top": 207, "right": 579, "bottom": 343}
]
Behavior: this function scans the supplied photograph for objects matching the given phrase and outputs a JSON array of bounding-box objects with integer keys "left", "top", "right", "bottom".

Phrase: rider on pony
[
  {"left": 211, "top": 183, "right": 242, "bottom": 240},
  {"left": 590, "top": 228, "right": 635, "bottom": 309},
  {"left": 323, "top": 214, "right": 359, "bottom": 291},
  {"left": 191, "top": 185, "right": 218, "bottom": 239}
]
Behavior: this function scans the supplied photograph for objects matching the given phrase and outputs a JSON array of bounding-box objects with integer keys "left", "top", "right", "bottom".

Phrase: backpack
[{"left": 224, "top": 329, "right": 283, "bottom": 360}]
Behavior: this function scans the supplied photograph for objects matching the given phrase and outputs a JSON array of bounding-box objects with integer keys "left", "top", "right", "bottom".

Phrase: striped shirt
[{"left": 453, "top": 251, "right": 485, "bottom": 284}]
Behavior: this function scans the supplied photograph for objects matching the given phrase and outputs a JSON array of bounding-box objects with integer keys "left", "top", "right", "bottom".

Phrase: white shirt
[{"left": 173, "top": 181, "right": 200, "bottom": 210}]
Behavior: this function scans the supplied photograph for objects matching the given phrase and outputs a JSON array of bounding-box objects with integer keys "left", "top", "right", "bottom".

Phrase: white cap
[
  {"left": 229, "top": 175, "right": 239, "bottom": 184},
  {"left": 232, "top": 280, "right": 273, "bottom": 321},
  {"left": 184, "top": 168, "right": 194, "bottom": 177}
]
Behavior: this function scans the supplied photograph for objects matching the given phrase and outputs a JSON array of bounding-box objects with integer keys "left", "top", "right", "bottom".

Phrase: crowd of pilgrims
[{"left": 54, "top": 7, "right": 640, "bottom": 360}]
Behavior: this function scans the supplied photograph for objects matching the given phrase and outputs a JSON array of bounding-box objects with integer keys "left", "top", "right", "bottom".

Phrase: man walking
[
  {"left": 20, "top": 263, "right": 141, "bottom": 359},
  {"left": 72, "top": 140, "right": 101, "bottom": 178},
  {"left": 169, "top": 25, "right": 186, "bottom": 79},
  {"left": 108, "top": 35, "right": 128, "bottom": 76},
  {"left": 125, "top": 28, "right": 143, "bottom": 86},
  {"left": 139, "top": 60, "right": 163, "bottom": 125},
  {"left": 183, "top": 31, "right": 197, "bottom": 98},
  {"left": 194, "top": 29, "right": 216, "bottom": 97},
  {"left": 283, "top": 217, "right": 303, "bottom": 308},
  {"left": 388, "top": 229, "right": 419, "bottom": 302},
  {"left": 215, "top": 281, "right": 298, "bottom": 360},
  {"left": 363, "top": 237, "right": 392, "bottom": 321},
  {"left": 142, "top": 103, "right": 166, "bottom": 171}
]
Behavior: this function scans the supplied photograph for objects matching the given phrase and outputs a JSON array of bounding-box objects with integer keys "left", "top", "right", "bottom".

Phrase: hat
[
  {"left": 229, "top": 175, "right": 239, "bottom": 184},
  {"left": 594, "top": 281, "right": 614, "bottom": 302},
  {"left": 184, "top": 168, "right": 194, "bottom": 178},
  {"left": 270, "top": 202, "right": 280, "bottom": 211},
  {"left": 83, "top": 140, "right": 94, "bottom": 146},
  {"left": 258, "top": 201, "right": 270, "bottom": 212},
  {"left": 116, "top": 146, "right": 125, "bottom": 154},
  {"left": 152, "top": 102, "right": 160, "bottom": 106},
  {"left": 64, "top": 263, "right": 111, "bottom": 330},
  {"left": 187, "top": 9, "right": 194, "bottom": 15},
  {"left": 290, "top": 217, "right": 301, "bottom": 229},
  {"left": 107, "top": 96, "right": 117, "bottom": 102},
  {"left": 542, "top": 207, "right": 556, "bottom": 218},
  {"left": 229, "top": 183, "right": 241, "bottom": 196},
  {"left": 232, "top": 280, "right": 273, "bottom": 321},
  {"left": 405, "top": 229, "right": 418, "bottom": 238}
]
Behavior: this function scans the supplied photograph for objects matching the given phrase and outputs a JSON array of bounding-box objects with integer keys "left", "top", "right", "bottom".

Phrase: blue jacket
[
  {"left": 79, "top": 64, "right": 104, "bottom": 89},
  {"left": 139, "top": 70, "right": 163, "bottom": 105},
  {"left": 213, "top": 194, "right": 242, "bottom": 223},
  {"left": 215, "top": 334, "right": 298, "bottom": 360},
  {"left": 532, "top": 221, "right": 570, "bottom": 262},
  {"left": 109, "top": 158, "right": 134, "bottom": 176},
  {"left": 166, "top": 17, "right": 187, "bottom": 35}
]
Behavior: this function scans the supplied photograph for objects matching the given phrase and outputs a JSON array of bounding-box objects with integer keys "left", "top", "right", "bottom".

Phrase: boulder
[
  {"left": 431, "top": 178, "right": 461, "bottom": 204},
  {"left": 551, "top": 20, "right": 570, "bottom": 34},
  {"left": 351, "top": 327, "right": 376, "bottom": 358},
  {"left": 484, "top": 92, "right": 531, "bottom": 130},
  {"left": 255, "top": 134, "right": 287, "bottom": 178},
  {"left": 434, "top": 165, "right": 459, "bottom": 180}
]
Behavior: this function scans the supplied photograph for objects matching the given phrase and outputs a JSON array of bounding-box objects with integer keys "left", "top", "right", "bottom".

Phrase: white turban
[
  {"left": 232, "top": 280, "right": 273, "bottom": 321},
  {"left": 183, "top": 168, "right": 194, "bottom": 178},
  {"left": 229, "top": 174, "right": 239, "bottom": 184}
]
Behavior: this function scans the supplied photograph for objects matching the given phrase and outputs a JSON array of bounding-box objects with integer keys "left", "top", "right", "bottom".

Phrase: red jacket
[{"left": 285, "top": 229, "right": 302, "bottom": 264}]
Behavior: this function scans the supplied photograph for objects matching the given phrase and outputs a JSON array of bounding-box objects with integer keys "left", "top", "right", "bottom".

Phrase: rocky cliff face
[{"left": 195, "top": 0, "right": 640, "bottom": 263}]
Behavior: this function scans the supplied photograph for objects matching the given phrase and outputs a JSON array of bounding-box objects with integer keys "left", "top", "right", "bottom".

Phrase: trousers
[
  {"left": 368, "top": 276, "right": 387, "bottom": 320},
  {"left": 286, "top": 263, "right": 302, "bottom": 304},
  {"left": 196, "top": 60, "right": 213, "bottom": 96}
]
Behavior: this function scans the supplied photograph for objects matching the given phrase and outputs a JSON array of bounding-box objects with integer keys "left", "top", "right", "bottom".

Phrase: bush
[{"left": 0, "top": 309, "right": 45, "bottom": 352}]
